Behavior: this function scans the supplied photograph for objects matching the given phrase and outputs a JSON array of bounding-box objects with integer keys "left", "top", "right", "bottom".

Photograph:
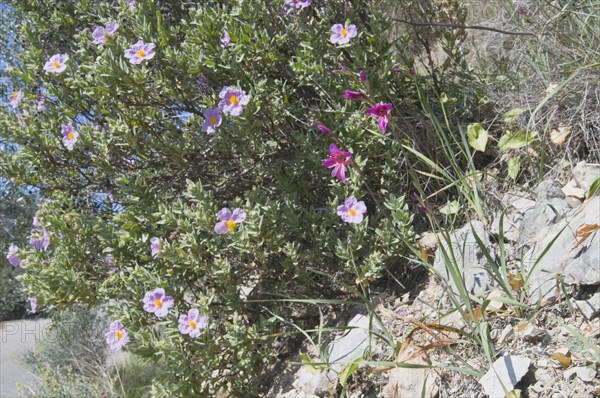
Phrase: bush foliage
[{"left": 0, "top": 0, "right": 482, "bottom": 395}]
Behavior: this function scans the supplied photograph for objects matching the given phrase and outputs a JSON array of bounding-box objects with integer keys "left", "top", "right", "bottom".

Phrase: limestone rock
[
  {"left": 479, "top": 355, "right": 531, "bottom": 398},
  {"left": 433, "top": 221, "right": 494, "bottom": 300},
  {"left": 525, "top": 196, "right": 600, "bottom": 303},
  {"left": 575, "top": 291, "right": 600, "bottom": 320},
  {"left": 383, "top": 354, "right": 439, "bottom": 398},
  {"left": 572, "top": 161, "right": 600, "bottom": 196}
]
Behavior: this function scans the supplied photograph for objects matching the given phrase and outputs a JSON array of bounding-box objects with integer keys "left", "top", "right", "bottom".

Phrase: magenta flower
[
  {"left": 214, "top": 208, "right": 246, "bottom": 234},
  {"left": 365, "top": 102, "right": 393, "bottom": 132},
  {"left": 61, "top": 122, "right": 79, "bottom": 150},
  {"left": 124, "top": 40, "right": 156, "bottom": 64},
  {"left": 44, "top": 54, "right": 69, "bottom": 74},
  {"left": 332, "top": 66, "right": 350, "bottom": 75},
  {"left": 6, "top": 244, "right": 21, "bottom": 267},
  {"left": 9, "top": 91, "right": 23, "bottom": 108},
  {"left": 330, "top": 23, "right": 357, "bottom": 45},
  {"left": 359, "top": 70, "right": 367, "bottom": 82},
  {"left": 178, "top": 308, "right": 208, "bottom": 338},
  {"left": 105, "top": 320, "right": 130, "bottom": 351},
  {"left": 93, "top": 22, "right": 119, "bottom": 45},
  {"left": 29, "top": 228, "right": 50, "bottom": 251},
  {"left": 221, "top": 32, "right": 231, "bottom": 48},
  {"left": 343, "top": 90, "right": 368, "bottom": 100},
  {"left": 322, "top": 144, "right": 352, "bottom": 182},
  {"left": 202, "top": 107, "right": 222, "bottom": 134},
  {"left": 142, "top": 288, "right": 174, "bottom": 318},
  {"left": 311, "top": 120, "right": 332, "bottom": 136},
  {"left": 29, "top": 297, "right": 37, "bottom": 313},
  {"left": 337, "top": 196, "right": 367, "bottom": 224},
  {"left": 218, "top": 86, "right": 250, "bottom": 116},
  {"left": 150, "top": 237, "right": 160, "bottom": 258},
  {"left": 283, "top": 0, "right": 312, "bottom": 13}
]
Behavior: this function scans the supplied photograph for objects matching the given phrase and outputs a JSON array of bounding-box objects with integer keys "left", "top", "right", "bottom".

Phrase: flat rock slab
[
  {"left": 479, "top": 355, "right": 531, "bottom": 398},
  {"left": 525, "top": 196, "right": 600, "bottom": 303},
  {"left": 1, "top": 319, "right": 51, "bottom": 396},
  {"left": 292, "top": 314, "right": 373, "bottom": 396},
  {"left": 433, "top": 220, "right": 494, "bottom": 300}
]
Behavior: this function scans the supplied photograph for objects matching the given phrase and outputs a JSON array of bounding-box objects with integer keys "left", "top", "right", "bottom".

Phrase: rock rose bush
[{"left": 0, "top": 0, "right": 480, "bottom": 395}]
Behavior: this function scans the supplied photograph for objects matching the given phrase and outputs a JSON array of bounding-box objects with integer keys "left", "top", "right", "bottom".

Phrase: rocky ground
[{"left": 267, "top": 162, "right": 600, "bottom": 398}]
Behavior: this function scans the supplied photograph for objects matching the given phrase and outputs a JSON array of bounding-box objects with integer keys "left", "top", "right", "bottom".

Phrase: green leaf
[
  {"left": 467, "top": 123, "right": 489, "bottom": 152},
  {"left": 589, "top": 177, "right": 600, "bottom": 197},
  {"left": 503, "top": 108, "right": 526, "bottom": 123},
  {"left": 299, "top": 352, "right": 324, "bottom": 374},
  {"left": 498, "top": 130, "right": 538, "bottom": 152},
  {"left": 507, "top": 156, "right": 520, "bottom": 180},
  {"left": 338, "top": 359, "right": 361, "bottom": 387},
  {"left": 439, "top": 200, "right": 460, "bottom": 215}
]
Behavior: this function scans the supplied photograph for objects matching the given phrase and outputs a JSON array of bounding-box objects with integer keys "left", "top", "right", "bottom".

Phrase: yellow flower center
[
  {"left": 209, "top": 117, "right": 217, "bottom": 125},
  {"left": 53, "top": 61, "right": 61, "bottom": 69},
  {"left": 229, "top": 95, "right": 238, "bottom": 105},
  {"left": 67, "top": 132, "right": 75, "bottom": 140},
  {"left": 349, "top": 209, "right": 356, "bottom": 216},
  {"left": 115, "top": 330, "right": 123, "bottom": 339},
  {"left": 227, "top": 220, "right": 236, "bottom": 230},
  {"left": 137, "top": 49, "right": 146, "bottom": 57},
  {"left": 154, "top": 299, "right": 163, "bottom": 308},
  {"left": 12, "top": 92, "right": 19, "bottom": 99},
  {"left": 341, "top": 29, "right": 348, "bottom": 37},
  {"left": 189, "top": 320, "right": 197, "bottom": 329}
]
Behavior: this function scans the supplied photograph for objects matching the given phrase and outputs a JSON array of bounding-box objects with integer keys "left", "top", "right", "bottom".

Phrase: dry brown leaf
[
  {"left": 572, "top": 223, "right": 599, "bottom": 250},
  {"left": 509, "top": 273, "right": 524, "bottom": 293},
  {"left": 549, "top": 124, "right": 571, "bottom": 145},
  {"left": 550, "top": 352, "right": 572, "bottom": 368},
  {"left": 466, "top": 306, "right": 483, "bottom": 322}
]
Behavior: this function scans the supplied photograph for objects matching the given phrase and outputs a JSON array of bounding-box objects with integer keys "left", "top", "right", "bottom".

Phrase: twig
[{"left": 391, "top": 18, "right": 537, "bottom": 37}]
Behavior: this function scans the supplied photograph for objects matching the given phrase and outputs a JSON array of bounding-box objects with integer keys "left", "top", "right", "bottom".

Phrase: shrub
[{"left": 1, "top": 0, "right": 487, "bottom": 395}]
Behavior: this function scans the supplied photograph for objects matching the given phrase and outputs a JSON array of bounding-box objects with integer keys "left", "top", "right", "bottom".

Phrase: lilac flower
[
  {"left": 44, "top": 54, "right": 69, "bottom": 74},
  {"left": 218, "top": 86, "right": 250, "bottom": 116},
  {"left": 124, "top": 40, "right": 156, "bottom": 64},
  {"left": 32, "top": 216, "right": 40, "bottom": 228},
  {"left": 283, "top": 0, "right": 312, "bottom": 14},
  {"left": 365, "top": 102, "right": 393, "bottom": 132},
  {"left": 105, "top": 253, "right": 118, "bottom": 271},
  {"left": 178, "top": 308, "right": 208, "bottom": 338},
  {"left": 29, "top": 228, "right": 50, "bottom": 251},
  {"left": 343, "top": 90, "right": 368, "bottom": 100},
  {"left": 142, "top": 288, "right": 175, "bottom": 318},
  {"left": 221, "top": 32, "right": 231, "bottom": 48},
  {"left": 6, "top": 244, "right": 21, "bottom": 267},
  {"left": 337, "top": 196, "right": 367, "bottom": 224},
  {"left": 330, "top": 23, "right": 358, "bottom": 45},
  {"left": 17, "top": 110, "right": 28, "bottom": 127},
  {"left": 322, "top": 144, "right": 352, "bottom": 182},
  {"left": 150, "top": 237, "right": 160, "bottom": 258},
  {"left": 9, "top": 91, "right": 23, "bottom": 108},
  {"left": 392, "top": 66, "right": 402, "bottom": 73},
  {"left": 29, "top": 297, "right": 37, "bottom": 314},
  {"left": 105, "top": 320, "right": 129, "bottom": 351},
  {"left": 359, "top": 70, "right": 367, "bottom": 82},
  {"left": 37, "top": 95, "right": 46, "bottom": 111},
  {"left": 202, "top": 107, "right": 222, "bottom": 134},
  {"left": 61, "top": 122, "right": 79, "bottom": 150},
  {"left": 92, "top": 22, "right": 119, "bottom": 45},
  {"left": 214, "top": 208, "right": 246, "bottom": 234},
  {"left": 311, "top": 120, "right": 331, "bottom": 136},
  {"left": 409, "top": 67, "right": 415, "bottom": 76}
]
